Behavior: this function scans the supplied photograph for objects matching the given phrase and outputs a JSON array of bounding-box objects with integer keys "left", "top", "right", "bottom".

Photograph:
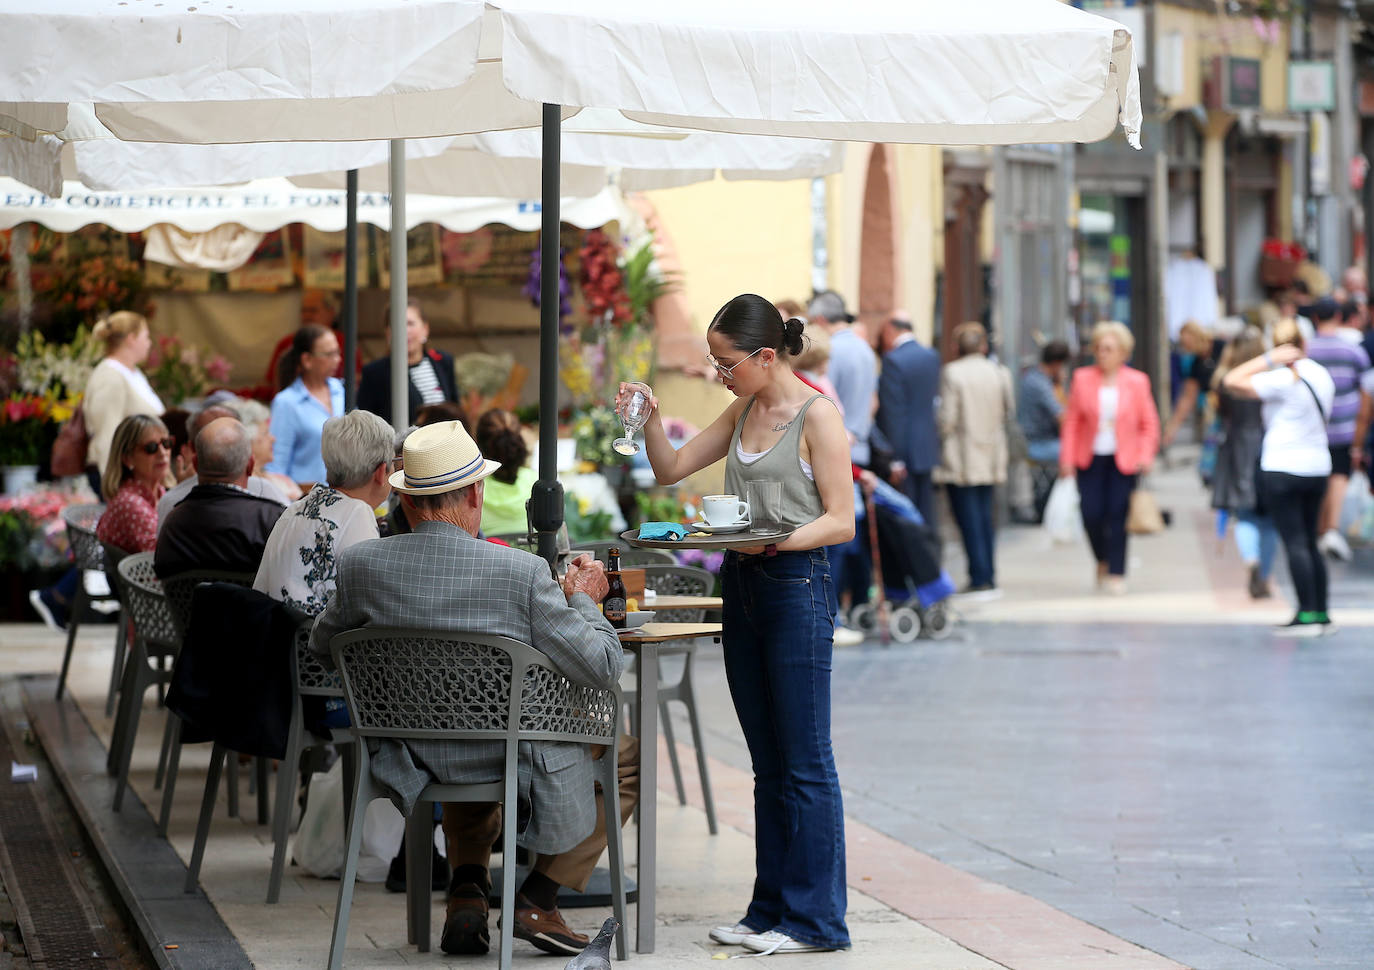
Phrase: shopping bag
[
  {"left": 292, "top": 758, "right": 407, "bottom": 881},
  {"left": 1339, "top": 471, "right": 1373, "bottom": 538},
  {"left": 1042, "top": 477, "right": 1083, "bottom": 545},
  {"left": 1127, "top": 488, "right": 1165, "bottom": 535}
]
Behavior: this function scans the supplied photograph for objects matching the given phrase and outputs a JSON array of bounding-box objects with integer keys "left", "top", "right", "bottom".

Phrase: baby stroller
[{"left": 847, "top": 478, "right": 957, "bottom": 642}]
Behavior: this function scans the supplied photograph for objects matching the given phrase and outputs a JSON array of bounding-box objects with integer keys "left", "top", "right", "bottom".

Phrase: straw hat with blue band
[{"left": 388, "top": 420, "right": 501, "bottom": 495}]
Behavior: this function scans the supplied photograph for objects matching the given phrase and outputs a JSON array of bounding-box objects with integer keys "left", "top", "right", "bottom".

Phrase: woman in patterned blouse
[{"left": 96, "top": 414, "right": 173, "bottom": 554}]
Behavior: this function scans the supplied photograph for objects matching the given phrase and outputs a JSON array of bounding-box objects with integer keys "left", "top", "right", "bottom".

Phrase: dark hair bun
[{"left": 781, "top": 317, "right": 806, "bottom": 356}]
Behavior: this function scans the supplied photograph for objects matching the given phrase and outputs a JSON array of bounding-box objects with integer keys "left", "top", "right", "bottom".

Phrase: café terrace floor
[{"left": 3, "top": 621, "right": 1183, "bottom": 970}]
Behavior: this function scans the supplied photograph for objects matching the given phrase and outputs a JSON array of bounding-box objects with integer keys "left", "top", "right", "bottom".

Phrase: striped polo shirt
[{"left": 1306, "top": 334, "right": 1371, "bottom": 445}]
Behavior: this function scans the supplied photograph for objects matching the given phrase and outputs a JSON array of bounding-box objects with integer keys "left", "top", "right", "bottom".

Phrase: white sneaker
[
  {"left": 832, "top": 626, "right": 864, "bottom": 647},
  {"left": 709, "top": 922, "right": 756, "bottom": 945},
  {"left": 1319, "top": 529, "right": 1354, "bottom": 562},
  {"left": 741, "top": 930, "right": 836, "bottom": 954}
]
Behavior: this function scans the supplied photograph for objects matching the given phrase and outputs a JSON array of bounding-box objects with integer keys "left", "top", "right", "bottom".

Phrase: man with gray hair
[
  {"left": 155, "top": 417, "right": 286, "bottom": 579},
  {"left": 157, "top": 401, "right": 290, "bottom": 529},
  {"left": 254, "top": 409, "right": 394, "bottom": 616}
]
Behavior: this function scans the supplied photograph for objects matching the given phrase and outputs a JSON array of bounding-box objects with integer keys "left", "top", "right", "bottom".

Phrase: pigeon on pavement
[{"left": 562, "top": 917, "right": 618, "bottom": 970}]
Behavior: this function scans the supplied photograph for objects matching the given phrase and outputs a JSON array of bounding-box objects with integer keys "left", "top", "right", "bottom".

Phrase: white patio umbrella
[{"left": 0, "top": 0, "right": 1142, "bottom": 586}]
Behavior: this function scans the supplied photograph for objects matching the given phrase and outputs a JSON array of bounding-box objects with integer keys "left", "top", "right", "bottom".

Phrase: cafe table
[
  {"left": 618, "top": 621, "right": 722, "bottom": 952},
  {"left": 644, "top": 593, "right": 722, "bottom": 612}
]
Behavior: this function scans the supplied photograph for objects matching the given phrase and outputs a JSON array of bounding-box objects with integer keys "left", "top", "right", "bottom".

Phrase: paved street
[
  {"left": 680, "top": 458, "right": 1374, "bottom": 970},
  {"left": 717, "top": 620, "right": 1373, "bottom": 970}
]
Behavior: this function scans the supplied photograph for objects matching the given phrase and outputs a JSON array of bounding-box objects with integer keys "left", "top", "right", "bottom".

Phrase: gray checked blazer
[{"left": 311, "top": 520, "right": 624, "bottom": 854}]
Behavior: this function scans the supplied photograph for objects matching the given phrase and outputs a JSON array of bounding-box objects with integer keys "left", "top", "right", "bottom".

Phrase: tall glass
[{"left": 613, "top": 382, "right": 653, "bottom": 456}]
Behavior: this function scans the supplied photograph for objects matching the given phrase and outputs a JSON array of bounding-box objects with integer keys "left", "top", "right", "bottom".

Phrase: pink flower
[{"left": 204, "top": 355, "right": 232, "bottom": 384}]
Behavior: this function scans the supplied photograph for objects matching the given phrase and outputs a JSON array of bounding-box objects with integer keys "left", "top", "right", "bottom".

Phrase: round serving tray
[{"left": 620, "top": 527, "right": 794, "bottom": 551}]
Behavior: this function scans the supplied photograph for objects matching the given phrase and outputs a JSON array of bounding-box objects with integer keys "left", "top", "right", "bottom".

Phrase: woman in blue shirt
[{"left": 267, "top": 325, "right": 343, "bottom": 486}]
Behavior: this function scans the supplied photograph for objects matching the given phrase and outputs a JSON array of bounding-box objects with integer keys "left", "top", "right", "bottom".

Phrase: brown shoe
[
  {"left": 440, "top": 882, "right": 490, "bottom": 955},
  {"left": 510, "top": 893, "right": 589, "bottom": 955}
]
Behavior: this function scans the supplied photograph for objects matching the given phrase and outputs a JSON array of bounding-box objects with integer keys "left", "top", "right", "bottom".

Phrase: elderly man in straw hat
[{"left": 311, "top": 420, "right": 638, "bottom": 958}]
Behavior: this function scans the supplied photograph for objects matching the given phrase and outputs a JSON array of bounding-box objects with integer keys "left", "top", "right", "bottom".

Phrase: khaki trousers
[{"left": 441, "top": 733, "right": 639, "bottom": 893}]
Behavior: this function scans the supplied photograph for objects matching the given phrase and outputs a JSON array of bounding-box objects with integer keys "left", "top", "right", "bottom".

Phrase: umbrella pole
[
  {"left": 388, "top": 140, "right": 408, "bottom": 434},
  {"left": 532, "top": 103, "right": 565, "bottom": 573},
  {"left": 343, "top": 168, "right": 359, "bottom": 411}
]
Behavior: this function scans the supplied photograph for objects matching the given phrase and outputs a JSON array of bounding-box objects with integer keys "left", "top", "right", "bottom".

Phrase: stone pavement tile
[{"left": 919, "top": 914, "right": 1185, "bottom": 970}]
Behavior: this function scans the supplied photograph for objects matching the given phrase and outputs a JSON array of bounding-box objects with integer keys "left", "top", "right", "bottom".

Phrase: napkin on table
[{"left": 637, "top": 521, "right": 691, "bottom": 541}]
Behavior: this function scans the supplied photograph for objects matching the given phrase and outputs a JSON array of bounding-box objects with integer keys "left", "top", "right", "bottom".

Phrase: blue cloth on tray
[{"left": 637, "top": 521, "right": 691, "bottom": 541}]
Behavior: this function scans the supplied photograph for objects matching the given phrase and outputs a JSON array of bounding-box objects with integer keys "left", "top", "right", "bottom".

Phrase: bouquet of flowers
[
  {"left": 1260, "top": 239, "right": 1306, "bottom": 288},
  {"left": 14, "top": 326, "right": 103, "bottom": 399},
  {"left": 571, "top": 405, "right": 628, "bottom": 469},
  {"left": 1261, "top": 238, "right": 1305, "bottom": 263},
  {"left": 0, "top": 393, "right": 59, "bottom": 466},
  {"left": 0, "top": 490, "right": 76, "bottom": 570},
  {"left": 145, "top": 333, "right": 233, "bottom": 406}
]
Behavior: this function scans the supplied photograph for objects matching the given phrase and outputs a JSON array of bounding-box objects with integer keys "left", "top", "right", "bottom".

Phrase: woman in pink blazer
[{"left": 1059, "top": 322, "right": 1161, "bottom": 593}]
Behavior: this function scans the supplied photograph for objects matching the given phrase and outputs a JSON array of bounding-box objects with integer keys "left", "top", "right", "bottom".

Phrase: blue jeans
[
  {"left": 720, "top": 550, "right": 850, "bottom": 949},
  {"left": 946, "top": 484, "right": 996, "bottom": 587},
  {"left": 1234, "top": 511, "right": 1279, "bottom": 580}
]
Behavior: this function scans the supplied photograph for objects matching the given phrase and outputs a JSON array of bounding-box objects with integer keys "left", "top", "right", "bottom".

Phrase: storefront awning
[{"left": 0, "top": 177, "right": 634, "bottom": 234}]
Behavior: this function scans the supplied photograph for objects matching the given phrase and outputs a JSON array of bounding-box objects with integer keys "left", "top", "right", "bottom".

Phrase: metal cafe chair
[
  {"left": 324, "top": 628, "right": 627, "bottom": 970},
  {"left": 156, "top": 569, "right": 260, "bottom": 836},
  {"left": 109, "top": 553, "right": 180, "bottom": 812},
  {"left": 54, "top": 503, "right": 124, "bottom": 707},
  {"left": 625, "top": 562, "right": 719, "bottom": 835},
  {"left": 262, "top": 622, "right": 358, "bottom": 904}
]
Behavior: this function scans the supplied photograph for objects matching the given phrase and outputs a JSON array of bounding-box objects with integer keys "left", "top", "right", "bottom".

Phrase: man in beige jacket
[{"left": 935, "top": 322, "right": 1015, "bottom": 598}]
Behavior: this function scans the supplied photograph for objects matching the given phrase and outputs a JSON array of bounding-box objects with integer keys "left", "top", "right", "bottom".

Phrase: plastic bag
[
  {"left": 1043, "top": 477, "right": 1084, "bottom": 546},
  {"left": 1340, "top": 471, "right": 1373, "bottom": 538},
  {"left": 291, "top": 757, "right": 407, "bottom": 882}
]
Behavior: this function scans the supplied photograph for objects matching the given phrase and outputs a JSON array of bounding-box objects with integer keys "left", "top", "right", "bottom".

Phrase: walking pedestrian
[
  {"left": 875, "top": 314, "right": 941, "bottom": 528},
  {"left": 626, "top": 293, "right": 854, "bottom": 955},
  {"left": 1209, "top": 327, "right": 1279, "bottom": 598},
  {"left": 935, "top": 322, "right": 1014, "bottom": 598},
  {"left": 1059, "top": 321, "right": 1161, "bottom": 595},
  {"left": 1223, "top": 319, "right": 1336, "bottom": 636},
  {"left": 1304, "top": 298, "right": 1371, "bottom": 562}
]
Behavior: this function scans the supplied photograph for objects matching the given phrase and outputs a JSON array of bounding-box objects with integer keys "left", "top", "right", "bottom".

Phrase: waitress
[
  {"left": 267, "top": 325, "right": 343, "bottom": 487},
  {"left": 623, "top": 293, "right": 853, "bottom": 956}
]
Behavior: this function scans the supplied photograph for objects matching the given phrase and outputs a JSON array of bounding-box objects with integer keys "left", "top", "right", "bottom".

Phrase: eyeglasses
[
  {"left": 706, "top": 346, "right": 763, "bottom": 381},
  {"left": 310, "top": 348, "right": 343, "bottom": 359},
  {"left": 138, "top": 437, "right": 175, "bottom": 455}
]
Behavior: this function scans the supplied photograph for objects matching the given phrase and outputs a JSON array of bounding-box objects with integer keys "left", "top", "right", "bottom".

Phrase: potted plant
[{"left": 0, "top": 393, "right": 57, "bottom": 493}]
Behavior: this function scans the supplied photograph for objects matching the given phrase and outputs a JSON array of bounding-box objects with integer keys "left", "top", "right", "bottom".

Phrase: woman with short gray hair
[
  {"left": 235, "top": 396, "right": 304, "bottom": 502},
  {"left": 253, "top": 409, "right": 394, "bottom": 617}
]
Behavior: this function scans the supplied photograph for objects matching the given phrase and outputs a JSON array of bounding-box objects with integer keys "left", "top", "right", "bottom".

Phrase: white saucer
[{"left": 689, "top": 520, "right": 751, "bottom": 534}]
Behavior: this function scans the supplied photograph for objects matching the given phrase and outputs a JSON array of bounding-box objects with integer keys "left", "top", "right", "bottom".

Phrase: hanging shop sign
[{"left": 1289, "top": 61, "right": 1335, "bottom": 113}]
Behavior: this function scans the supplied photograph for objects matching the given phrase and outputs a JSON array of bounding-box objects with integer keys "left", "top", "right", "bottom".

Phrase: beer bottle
[{"left": 603, "top": 547, "right": 628, "bottom": 628}]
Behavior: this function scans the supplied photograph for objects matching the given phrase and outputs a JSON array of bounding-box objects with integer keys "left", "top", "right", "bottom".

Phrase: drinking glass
[
  {"left": 745, "top": 479, "right": 783, "bottom": 535},
  {"left": 613, "top": 382, "right": 653, "bottom": 456}
]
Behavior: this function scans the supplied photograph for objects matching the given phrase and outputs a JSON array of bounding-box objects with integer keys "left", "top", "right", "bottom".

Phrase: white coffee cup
[{"left": 702, "top": 494, "right": 750, "bottom": 527}]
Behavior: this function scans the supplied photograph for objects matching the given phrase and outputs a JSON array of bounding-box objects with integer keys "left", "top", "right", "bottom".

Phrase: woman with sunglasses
[
  {"left": 267, "top": 324, "right": 344, "bottom": 489},
  {"left": 96, "top": 414, "right": 173, "bottom": 555},
  {"left": 29, "top": 413, "right": 172, "bottom": 632},
  {"left": 619, "top": 293, "right": 854, "bottom": 956}
]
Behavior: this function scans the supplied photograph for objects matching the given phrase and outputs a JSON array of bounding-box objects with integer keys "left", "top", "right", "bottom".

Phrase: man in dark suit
[
  {"left": 874, "top": 314, "right": 941, "bottom": 527},
  {"left": 311, "top": 420, "right": 636, "bottom": 958},
  {"left": 357, "top": 297, "right": 460, "bottom": 425},
  {"left": 155, "top": 417, "right": 286, "bottom": 579}
]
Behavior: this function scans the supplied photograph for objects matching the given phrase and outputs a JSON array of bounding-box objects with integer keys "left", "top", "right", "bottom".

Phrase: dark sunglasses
[{"left": 137, "top": 437, "right": 176, "bottom": 455}]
